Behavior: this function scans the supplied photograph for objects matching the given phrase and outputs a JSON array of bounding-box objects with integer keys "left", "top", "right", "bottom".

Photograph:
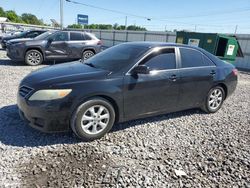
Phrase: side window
[
  {"left": 26, "top": 31, "right": 39, "bottom": 38},
  {"left": 142, "top": 48, "right": 176, "bottom": 70},
  {"left": 70, "top": 32, "right": 84, "bottom": 40},
  {"left": 180, "top": 48, "right": 210, "bottom": 68},
  {"left": 50, "top": 32, "right": 69, "bottom": 41}
]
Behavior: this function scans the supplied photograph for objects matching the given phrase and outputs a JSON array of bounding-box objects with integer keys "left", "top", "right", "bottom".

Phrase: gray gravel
[{"left": 0, "top": 49, "right": 249, "bottom": 187}]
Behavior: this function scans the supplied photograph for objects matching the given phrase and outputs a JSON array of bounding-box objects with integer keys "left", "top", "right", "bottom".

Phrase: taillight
[
  {"left": 232, "top": 68, "right": 238, "bottom": 76},
  {"left": 97, "top": 40, "right": 103, "bottom": 45}
]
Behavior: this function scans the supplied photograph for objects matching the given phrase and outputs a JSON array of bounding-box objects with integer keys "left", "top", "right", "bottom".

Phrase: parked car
[
  {"left": 17, "top": 42, "right": 238, "bottom": 140},
  {"left": 1, "top": 30, "right": 46, "bottom": 49},
  {"left": 7, "top": 30, "right": 102, "bottom": 65}
]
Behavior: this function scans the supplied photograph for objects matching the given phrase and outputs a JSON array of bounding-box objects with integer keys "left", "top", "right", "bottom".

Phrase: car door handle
[
  {"left": 169, "top": 74, "right": 177, "bottom": 81},
  {"left": 210, "top": 70, "right": 216, "bottom": 75}
]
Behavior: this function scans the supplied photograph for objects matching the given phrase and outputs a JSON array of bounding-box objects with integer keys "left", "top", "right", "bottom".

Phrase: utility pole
[
  {"left": 60, "top": 0, "right": 63, "bottom": 29},
  {"left": 125, "top": 16, "right": 127, "bottom": 30},
  {"left": 234, "top": 25, "right": 238, "bottom": 34},
  {"left": 194, "top": 25, "right": 197, "bottom": 32}
]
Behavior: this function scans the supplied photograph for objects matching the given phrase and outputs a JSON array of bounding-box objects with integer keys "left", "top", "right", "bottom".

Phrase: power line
[
  {"left": 65, "top": 0, "right": 250, "bottom": 30},
  {"left": 65, "top": 0, "right": 151, "bottom": 20}
]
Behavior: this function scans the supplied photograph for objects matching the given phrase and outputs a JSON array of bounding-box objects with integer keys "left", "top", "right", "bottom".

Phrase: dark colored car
[
  {"left": 1, "top": 30, "right": 46, "bottom": 49},
  {"left": 7, "top": 30, "right": 102, "bottom": 66},
  {"left": 17, "top": 42, "right": 238, "bottom": 140}
]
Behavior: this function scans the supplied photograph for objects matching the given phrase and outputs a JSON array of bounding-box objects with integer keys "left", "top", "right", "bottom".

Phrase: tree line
[{"left": 0, "top": 7, "right": 147, "bottom": 31}]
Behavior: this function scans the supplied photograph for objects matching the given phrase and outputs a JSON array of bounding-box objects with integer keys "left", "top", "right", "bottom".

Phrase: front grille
[{"left": 19, "top": 86, "right": 33, "bottom": 98}]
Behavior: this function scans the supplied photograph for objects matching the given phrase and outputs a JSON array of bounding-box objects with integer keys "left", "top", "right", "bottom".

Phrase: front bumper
[
  {"left": 17, "top": 94, "right": 71, "bottom": 133},
  {"left": 6, "top": 46, "right": 24, "bottom": 61}
]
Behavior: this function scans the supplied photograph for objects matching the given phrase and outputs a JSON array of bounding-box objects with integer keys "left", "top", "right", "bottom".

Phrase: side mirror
[
  {"left": 131, "top": 65, "right": 150, "bottom": 75},
  {"left": 47, "top": 38, "right": 53, "bottom": 44}
]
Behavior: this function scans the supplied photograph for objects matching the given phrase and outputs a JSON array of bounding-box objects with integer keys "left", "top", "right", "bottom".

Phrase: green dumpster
[{"left": 176, "top": 31, "right": 243, "bottom": 63}]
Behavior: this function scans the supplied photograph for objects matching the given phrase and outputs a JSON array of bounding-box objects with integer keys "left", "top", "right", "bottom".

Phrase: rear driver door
[{"left": 178, "top": 47, "right": 216, "bottom": 109}]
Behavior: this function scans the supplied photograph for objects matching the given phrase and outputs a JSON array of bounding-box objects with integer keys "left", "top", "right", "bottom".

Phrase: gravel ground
[{"left": 0, "top": 49, "right": 249, "bottom": 187}]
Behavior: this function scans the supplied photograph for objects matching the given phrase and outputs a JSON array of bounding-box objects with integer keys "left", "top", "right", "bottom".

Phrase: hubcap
[
  {"left": 208, "top": 89, "right": 223, "bottom": 110},
  {"left": 81, "top": 105, "right": 110, "bottom": 135},
  {"left": 83, "top": 52, "right": 94, "bottom": 60},
  {"left": 27, "top": 52, "right": 41, "bottom": 65}
]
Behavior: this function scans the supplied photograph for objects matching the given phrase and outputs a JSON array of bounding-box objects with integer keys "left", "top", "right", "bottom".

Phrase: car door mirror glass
[{"left": 132, "top": 65, "right": 150, "bottom": 75}]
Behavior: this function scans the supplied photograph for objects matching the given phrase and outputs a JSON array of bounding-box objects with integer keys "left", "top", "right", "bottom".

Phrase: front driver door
[
  {"left": 123, "top": 48, "right": 180, "bottom": 119},
  {"left": 45, "top": 31, "right": 69, "bottom": 59}
]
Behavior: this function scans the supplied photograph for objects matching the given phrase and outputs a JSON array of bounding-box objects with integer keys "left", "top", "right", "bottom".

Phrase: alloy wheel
[
  {"left": 80, "top": 105, "right": 110, "bottom": 135},
  {"left": 27, "top": 51, "right": 41, "bottom": 65},
  {"left": 208, "top": 88, "right": 223, "bottom": 110},
  {"left": 83, "top": 51, "right": 94, "bottom": 60}
]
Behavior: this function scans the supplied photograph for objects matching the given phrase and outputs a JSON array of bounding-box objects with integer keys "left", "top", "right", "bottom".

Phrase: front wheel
[
  {"left": 25, "top": 50, "right": 43, "bottom": 66},
  {"left": 203, "top": 86, "right": 225, "bottom": 113},
  {"left": 71, "top": 98, "right": 115, "bottom": 141}
]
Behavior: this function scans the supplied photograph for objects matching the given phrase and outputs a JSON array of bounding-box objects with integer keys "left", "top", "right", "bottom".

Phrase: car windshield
[
  {"left": 84, "top": 44, "right": 149, "bottom": 72},
  {"left": 34, "top": 30, "right": 56, "bottom": 40}
]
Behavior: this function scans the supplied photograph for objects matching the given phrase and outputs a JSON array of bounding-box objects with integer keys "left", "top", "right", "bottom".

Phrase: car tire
[
  {"left": 71, "top": 98, "right": 115, "bottom": 141},
  {"left": 81, "top": 50, "right": 95, "bottom": 61},
  {"left": 202, "top": 86, "right": 225, "bottom": 113},
  {"left": 25, "top": 49, "right": 43, "bottom": 66}
]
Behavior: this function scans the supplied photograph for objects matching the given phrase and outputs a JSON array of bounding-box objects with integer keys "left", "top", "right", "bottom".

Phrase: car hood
[
  {"left": 21, "top": 61, "right": 111, "bottom": 88},
  {"left": 8, "top": 38, "right": 33, "bottom": 44}
]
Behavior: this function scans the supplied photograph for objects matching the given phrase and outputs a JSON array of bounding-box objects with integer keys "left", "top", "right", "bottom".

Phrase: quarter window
[
  {"left": 142, "top": 48, "right": 176, "bottom": 70},
  {"left": 180, "top": 48, "right": 210, "bottom": 68},
  {"left": 70, "top": 32, "right": 84, "bottom": 40},
  {"left": 203, "top": 55, "right": 215, "bottom": 66},
  {"left": 84, "top": 34, "right": 93, "bottom": 40}
]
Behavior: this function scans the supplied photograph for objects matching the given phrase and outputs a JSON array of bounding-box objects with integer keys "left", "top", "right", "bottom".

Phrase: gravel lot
[{"left": 0, "top": 49, "right": 249, "bottom": 187}]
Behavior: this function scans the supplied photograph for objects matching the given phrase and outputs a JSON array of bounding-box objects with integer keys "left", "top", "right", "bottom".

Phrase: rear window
[{"left": 70, "top": 32, "right": 84, "bottom": 40}]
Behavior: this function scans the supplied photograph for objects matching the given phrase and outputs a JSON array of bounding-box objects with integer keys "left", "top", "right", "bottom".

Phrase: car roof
[{"left": 123, "top": 41, "right": 201, "bottom": 50}]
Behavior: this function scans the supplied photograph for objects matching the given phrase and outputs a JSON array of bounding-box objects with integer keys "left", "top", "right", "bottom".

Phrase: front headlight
[{"left": 29, "top": 89, "right": 72, "bottom": 101}]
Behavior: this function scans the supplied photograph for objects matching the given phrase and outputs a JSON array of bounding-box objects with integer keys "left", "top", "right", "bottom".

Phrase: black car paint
[
  {"left": 6, "top": 31, "right": 101, "bottom": 63},
  {"left": 1, "top": 30, "right": 46, "bottom": 49},
  {"left": 17, "top": 42, "right": 237, "bottom": 132}
]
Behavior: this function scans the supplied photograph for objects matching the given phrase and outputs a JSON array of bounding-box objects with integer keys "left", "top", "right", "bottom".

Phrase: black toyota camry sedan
[{"left": 17, "top": 42, "right": 238, "bottom": 140}]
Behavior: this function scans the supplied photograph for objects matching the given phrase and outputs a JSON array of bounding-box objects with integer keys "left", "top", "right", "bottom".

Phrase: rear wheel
[
  {"left": 81, "top": 50, "right": 95, "bottom": 61},
  {"left": 71, "top": 98, "right": 115, "bottom": 141},
  {"left": 25, "top": 49, "right": 43, "bottom": 66},
  {"left": 203, "top": 86, "right": 225, "bottom": 113}
]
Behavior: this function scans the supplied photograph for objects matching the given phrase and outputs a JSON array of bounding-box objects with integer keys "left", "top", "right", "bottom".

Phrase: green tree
[
  {"left": 67, "top": 24, "right": 82, "bottom": 29},
  {"left": 0, "top": 7, "right": 6, "bottom": 17},
  {"left": 21, "top": 13, "right": 43, "bottom": 25},
  {"left": 127, "top": 25, "right": 147, "bottom": 31}
]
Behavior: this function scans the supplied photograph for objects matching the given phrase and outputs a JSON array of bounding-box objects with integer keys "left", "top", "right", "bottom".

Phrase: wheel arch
[
  {"left": 71, "top": 95, "right": 120, "bottom": 124},
  {"left": 25, "top": 47, "right": 44, "bottom": 60},
  {"left": 215, "top": 83, "right": 228, "bottom": 99},
  {"left": 82, "top": 48, "right": 96, "bottom": 54}
]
